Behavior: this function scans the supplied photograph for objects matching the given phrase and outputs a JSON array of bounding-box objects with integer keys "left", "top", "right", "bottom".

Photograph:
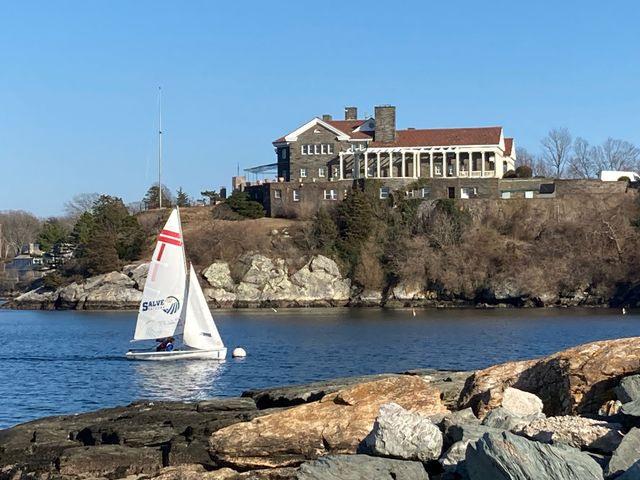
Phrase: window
[
  {"left": 318, "top": 166, "right": 326, "bottom": 177},
  {"left": 293, "top": 190, "right": 300, "bottom": 202},
  {"left": 274, "top": 189, "right": 282, "bottom": 199},
  {"left": 281, "top": 149, "right": 287, "bottom": 160},
  {"left": 420, "top": 188, "right": 430, "bottom": 198},
  {"left": 501, "top": 191, "right": 511, "bottom": 199},
  {"left": 405, "top": 190, "right": 414, "bottom": 198},
  {"left": 300, "top": 168, "right": 307, "bottom": 178},
  {"left": 434, "top": 165, "right": 442, "bottom": 175},
  {"left": 321, "top": 144, "right": 327, "bottom": 154},
  {"left": 379, "top": 187, "right": 390, "bottom": 199},
  {"left": 323, "top": 189, "right": 337, "bottom": 200},
  {"left": 301, "top": 145, "right": 307, "bottom": 155},
  {"left": 328, "top": 144, "right": 334, "bottom": 154},
  {"left": 460, "top": 187, "right": 478, "bottom": 199},
  {"left": 314, "top": 144, "right": 320, "bottom": 155},
  {"left": 525, "top": 191, "right": 534, "bottom": 199},
  {"left": 332, "top": 166, "right": 340, "bottom": 178}
]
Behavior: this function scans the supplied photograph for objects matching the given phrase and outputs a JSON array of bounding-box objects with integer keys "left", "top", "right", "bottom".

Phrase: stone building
[{"left": 272, "top": 105, "right": 516, "bottom": 183}]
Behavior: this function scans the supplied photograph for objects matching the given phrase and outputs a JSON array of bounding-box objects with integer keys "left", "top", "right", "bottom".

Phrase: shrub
[
  {"left": 503, "top": 169, "right": 517, "bottom": 178},
  {"left": 515, "top": 165, "right": 533, "bottom": 178},
  {"left": 225, "top": 191, "right": 265, "bottom": 219}
]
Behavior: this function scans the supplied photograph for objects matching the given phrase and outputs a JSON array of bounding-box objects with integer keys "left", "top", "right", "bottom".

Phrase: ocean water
[{"left": 0, "top": 307, "right": 638, "bottom": 429}]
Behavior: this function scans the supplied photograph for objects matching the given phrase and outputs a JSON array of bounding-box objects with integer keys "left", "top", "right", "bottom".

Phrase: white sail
[
  {"left": 133, "top": 208, "right": 187, "bottom": 340},
  {"left": 183, "top": 264, "right": 225, "bottom": 351}
]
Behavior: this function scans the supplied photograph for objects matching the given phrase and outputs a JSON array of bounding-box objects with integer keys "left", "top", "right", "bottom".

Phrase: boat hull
[{"left": 125, "top": 348, "right": 227, "bottom": 361}]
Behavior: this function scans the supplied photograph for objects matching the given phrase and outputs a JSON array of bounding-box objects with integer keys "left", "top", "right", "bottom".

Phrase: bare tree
[
  {"left": 64, "top": 193, "right": 100, "bottom": 219},
  {"left": 0, "top": 211, "right": 42, "bottom": 259},
  {"left": 593, "top": 138, "right": 640, "bottom": 172},
  {"left": 541, "top": 128, "right": 573, "bottom": 178},
  {"left": 567, "top": 137, "right": 597, "bottom": 179},
  {"left": 516, "top": 147, "right": 536, "bottom": 167}
]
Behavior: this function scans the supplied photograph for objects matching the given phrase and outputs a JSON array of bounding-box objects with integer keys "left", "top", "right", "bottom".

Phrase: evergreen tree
[
  {"left": 38, "top": 218, "right": 69, "bottom": 252},
  {"left": 201, "top": 190, "right": 221, "bottom": 205},
  {"left": 143, "top": 183, "right": 174, "bottom": 209},
  {"left": 83, "top": 231, "right": 121, "bottom": 276},
  {"left": 176, "top": 187, "right": 190, "bottom": 207},
  {"left": 225, "top": 191, "right": 264, "bottom": 219}
]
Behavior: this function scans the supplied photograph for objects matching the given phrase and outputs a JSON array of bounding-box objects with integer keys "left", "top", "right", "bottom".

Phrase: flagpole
[{"left": 158, "top": 86, "right": 163, "bottom": 209}]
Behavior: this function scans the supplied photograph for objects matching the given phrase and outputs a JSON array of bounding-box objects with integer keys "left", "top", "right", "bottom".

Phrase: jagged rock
[
  {"left": 445, "top": 423, "right": 504, "bottom": 445},
  {"left": 13, "top": 288, "right": 55, "bottom": 308},
  {"left": 351, "top": 289, "right": 384, "bottom": 306},
  {"left": 618, "top": 459, "right": 640, "bottom": 480},
  {"left": 237, "top": 254, "right": 287, "bottom": 286},
  {"left": 149, "top": 464, "right": 298, "bottom": 479},
  {"left": 242, "top": 374, "right": 398, "bottom": 409},
  {"left": 204, "top": 287, "right": 237, "bottom": 305},
  {"left": 439, "top": 439, "right": 472, "bottom": 473},
  {"left": 459, "top": 337, "right": 640, "bottom": 417},
  {"left": 290, "top": 256, "right": 350, "bottom": 302},
  {"left": 58, "top": 445, "right": 163, "bottom": 477},
  {"left": 621, "top": 400, "right": 640, "bottom": 427},
  {"left": 606, "top": 427, "right": 640, "bottom": 478},
  {"left": 209, "top": 376, "right": 448, "bottom": 469},
  {"left": 440, "top": 408, "right": 480, "bottom": 431},
  {"left": 360, "top": 403, "right": 443, "bottom": 462},
  {"left": 466, "top": 431, "right": 604, "bottom": 480},
  {"left": 56, "top": 271, "right": 141, "bottom": 309},
  {"left": 520, "top": 416, "right": 624, "bottom": 453},
  {"left": 405, "top": 369, "right": 474, "bottom": 410},
  {"left": 616, "top": 374, "right": 640, "bottom": 403},
  {"left": 296, "top": 455, "right": 429, "bottom": 480},
  {"left": 391, "top": 282, "right": 426, "bottom": 301},
  {"left": 124, "top": 262, "right": 150, "bottom": 291},
  {"left": 501, "top": 387, "right": 543, "bottom": 416},
  {"left": 481, "top": 407, "right": 543, "bottom": 431},
  {"left": 202, "top": 262, "right": 236, "bottom": 291}
]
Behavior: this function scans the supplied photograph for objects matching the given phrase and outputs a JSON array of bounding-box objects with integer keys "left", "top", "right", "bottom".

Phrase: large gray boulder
[
  {"left": 290, "top": 255, "right": 351, "bottom": 302},
  {"left": 296, "top": 455, "right": 429, "bottom": 480},
  {"left": 57, "top": 271, "right": 141, "bottom": 309},
  {"left": 618, "top": 459, "right": 640, "bottom": 480},
  {"left": 360, "top": 403, "right": 443, "bottom": 462},
  {"left": 519, "top": 416, "right": 624, "bottom": 453},
  {"left": 606, "top": 427, "right": 640, "bottom": 478},
  {"left": 445, "top": 423, "right": 504, "bottom": 445},
  {"left": 202, "top": 262, "right": 235, "bottom": 291},
  {"left": 481, "top": 407, "right": 543, "bottom": 431},
  {"left": 466, "top": 431, "right": 604, "bottom": 480},
  {"left": 124, "top": 262, "right": 150, "bottom": 291},
  {"left": 617, "top": 375, "right": 640, "bottom": 403}
]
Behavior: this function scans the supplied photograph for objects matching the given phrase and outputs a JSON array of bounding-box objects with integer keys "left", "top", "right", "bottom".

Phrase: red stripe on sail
[
  {"left": 161, "top": 229, "right": 181, "bottom": 239},
  {"left": 158, "top": 235, "right": 182, "bottom": 246},
  {"left": 156, "top": 243, "right": 166, "bottom": 261}
]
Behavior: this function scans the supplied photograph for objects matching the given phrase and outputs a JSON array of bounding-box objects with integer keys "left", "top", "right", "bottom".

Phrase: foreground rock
[
  {"left": 360, "top": 403, "right": 443, "bottom": 462},
  {"left": 466, "top": 431, "right": 604, "bottom": 480},
  {"left": 606, "top": 427, "right": 640, "bottom": 478},
  {"left": 296, "top": 455, "right": 428, "bottom": 480},
  {"left": 519, "top": 416, "right": 623, "bottom": 453},
  {"left": 209, "top": 376, "right": 448, "bottom": 469},
  {"left": 459, "top": 337, "right": 640, "bottom": 417}
]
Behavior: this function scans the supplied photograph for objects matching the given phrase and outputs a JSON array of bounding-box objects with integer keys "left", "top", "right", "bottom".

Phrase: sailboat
[{"left": 126, "top": 208, "right": 227, "bottom": 361}]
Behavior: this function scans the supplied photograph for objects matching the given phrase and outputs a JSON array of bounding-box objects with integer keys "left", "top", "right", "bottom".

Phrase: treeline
[
  {"left": 518, "top": 128, "right": 640, "bottom": 179},
  {"left": 301, "top": 180, "right": 640, "bottom": 305}
]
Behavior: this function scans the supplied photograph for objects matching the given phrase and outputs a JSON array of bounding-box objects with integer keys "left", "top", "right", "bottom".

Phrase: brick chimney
[
  {"left": 344, "top": 106, "right": 357, "bottom": 120},
  {"left": 374, "top": 105, "right": 396, "bottom": 143},
  {"left": 322, "top": 114, "right": 332, "bottom": 121}
]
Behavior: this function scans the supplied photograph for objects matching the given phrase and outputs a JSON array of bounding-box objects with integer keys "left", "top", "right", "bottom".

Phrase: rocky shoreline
[
  {"left": 3, "top": 337, "right": 640, "bottom": 479},
  {"left": 5, "top": 253, "right": 620, "bottom": 311}
]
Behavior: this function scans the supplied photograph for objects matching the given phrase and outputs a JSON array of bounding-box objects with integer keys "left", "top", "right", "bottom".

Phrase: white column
[
  {"left": 413, "top": 152, "right": 418, "bottom": 178},
  {"left": 388, "top": 152, "right": 393, "bottom": 178},
  {"left": 480, "top": 151, "right": 485, "bottom": 177},
  {"left": 364, "top": 151, "right": 368, "bottom": 179},
  {"left": 455, "top": 152, "right": 460, "bottom": 177},
  {"left": 377, "top": 152, "right": 381, "bottom": 178},
  {"left": 339, "top": 152, "right": 344, "bottom": 180},
  {"left": 429, "top": 153, "right": 433, "bottom": 178},
  {"left": 401, "top": 151, "right": 406, "bottom": 178}
]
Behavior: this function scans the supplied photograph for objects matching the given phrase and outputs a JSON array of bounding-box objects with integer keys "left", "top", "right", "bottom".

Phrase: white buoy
[
  {"left": 623, "top": 307, "right": 627, "bottom": 315},
  {"left": 412, "top": 308, "right": 416, "bottom": 317},
  {"left": 271, "top": 307, "right": 278, "bottom": 313},
  {"left": 232, "top": 347, "right": 247, "bottom": 358}
]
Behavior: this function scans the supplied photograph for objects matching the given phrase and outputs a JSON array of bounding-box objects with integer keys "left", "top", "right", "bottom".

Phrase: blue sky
[{"left": 1, "top": 1, "right": 639, "bottom": 217}]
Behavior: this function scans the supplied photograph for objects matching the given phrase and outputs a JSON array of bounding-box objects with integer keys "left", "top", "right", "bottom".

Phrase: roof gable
[{"left": 273, "top": 117, "right": 352, "bottom": 144}]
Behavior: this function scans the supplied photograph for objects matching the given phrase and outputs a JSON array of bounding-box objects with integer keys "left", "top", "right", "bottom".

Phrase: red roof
[
  {"left": 504, "top": 138, "right": 514, "bottom": 156},
  {"left": 371, "top": 127, "right": 503, "bottom": 148}
]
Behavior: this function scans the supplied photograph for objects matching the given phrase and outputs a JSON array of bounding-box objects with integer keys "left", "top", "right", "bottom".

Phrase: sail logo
[
  {"left": 162, "top": 296, "right": 180, "bottom": 315},
  {"left": 141, "top": 296, "right": 180, "bottom": 314}
]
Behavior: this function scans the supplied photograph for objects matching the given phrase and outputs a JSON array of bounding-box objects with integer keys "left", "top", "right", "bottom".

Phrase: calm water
[{"left": 0, "top": 307, "right": 639, "bottom": 429}]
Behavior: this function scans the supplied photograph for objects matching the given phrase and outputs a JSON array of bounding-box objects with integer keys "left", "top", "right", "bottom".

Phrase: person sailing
[{"left": 155, "top": 336, "right": 175, "bottom": 352}]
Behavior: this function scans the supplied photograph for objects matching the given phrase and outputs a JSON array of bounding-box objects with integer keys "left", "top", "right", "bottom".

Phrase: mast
[{"left": 158, "top": 86, "right": 163, "bottom": 209}]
